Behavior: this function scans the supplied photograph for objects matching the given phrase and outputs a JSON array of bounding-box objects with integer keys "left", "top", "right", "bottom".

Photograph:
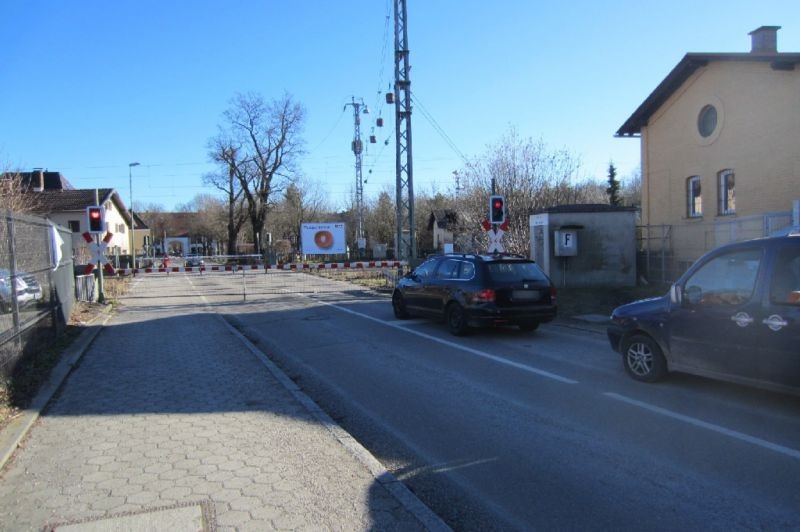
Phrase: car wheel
[
  {"left": 622, "top": 334, "right": 667, "bottom": 382},
  {"left": 446, "top": 303, "right": 469, "bottom": 336},
  {"left": 518, "top": 321, "right": 539, "bottom": 332},
  {"left": 392, "top": 291, "right": 410, "bottom": 319}
]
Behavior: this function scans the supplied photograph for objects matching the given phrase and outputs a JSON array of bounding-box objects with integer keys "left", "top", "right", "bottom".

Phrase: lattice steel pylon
[
  {"left": 394, "top": 0, "right": 416, "bottom": 261},
  {"left": 344, "top": 97, "right": 367, "bottom": 248}
]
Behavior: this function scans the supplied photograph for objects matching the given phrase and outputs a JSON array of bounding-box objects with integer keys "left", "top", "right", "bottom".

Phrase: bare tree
[
  {"left": 275, "top": 177, "right": 328, "bottom": 251},
  {"left": 205, "top": 137, "right": 248, "bottom": 255},
  {"left": 622, "top": 167, "right": 642, "bottom": 208},
  {"left": 0, "top": 165, "right": 40, "bottom": 214},
  {"left": 457, "top": 128, "right": 586, "bottom": 255},
  {"left": 365, "top": 190, "right": 395, "bottom": 248},
  {"left": 262, "top": 176, "right": 329, "bottom": 256},
  {"left": 138, "top": 204, "right": 168, "bottom": 253},
  {"left": 215, "top": 92, "right": 306, "bottom": 254},
  {"left": 175, "top": 194, "right": 228, "bottom": 255}
]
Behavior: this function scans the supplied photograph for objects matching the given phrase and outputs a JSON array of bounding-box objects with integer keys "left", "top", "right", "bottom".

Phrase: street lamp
[{"left": 129, "top": 162, "right": 140, "bottom": 269}]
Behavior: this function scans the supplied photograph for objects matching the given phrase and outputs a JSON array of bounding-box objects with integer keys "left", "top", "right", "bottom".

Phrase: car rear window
[
  {"left": 436, "top": 259, "right": 475, "bottom": 280},
  {"left": 486, "top": 261, "right": 548, "bottom": 283}
]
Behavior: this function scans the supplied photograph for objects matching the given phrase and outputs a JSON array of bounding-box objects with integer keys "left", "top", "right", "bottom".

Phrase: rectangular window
[
  {"left": 770, "top": 246, "right": 800, "bottom": 306},
  {"left": 718, "top": 170, "right": 735, "bottom": 215},
  {"left": 687, "top": 176, "right": 702, "bottom": 218},
  {"left": 68, "top": 220, "right": 80, "bottom": 232},
  {"left": 685, "top": 248, "right": 762, "bottom": 306},
  {"left": 487, "top": 262, "right": 548, "bottom": 283}
]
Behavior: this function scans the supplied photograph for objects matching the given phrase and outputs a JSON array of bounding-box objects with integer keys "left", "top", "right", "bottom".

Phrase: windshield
[{"left": 486, "top": 261, "right": 548, "bottom": 283}]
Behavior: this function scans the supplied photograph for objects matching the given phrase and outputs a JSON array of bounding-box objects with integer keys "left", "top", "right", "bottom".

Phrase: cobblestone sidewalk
[{"left": 0, "top": 276, "right": 435, "bottom": 531}]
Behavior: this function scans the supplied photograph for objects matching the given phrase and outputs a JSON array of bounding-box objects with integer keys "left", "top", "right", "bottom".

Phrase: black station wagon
[
  {"left": 608, "top": 234, "right": 800, "bottom": 395},
  {"left": 392, "top": 254, "right": 557, "bottom": 335}
]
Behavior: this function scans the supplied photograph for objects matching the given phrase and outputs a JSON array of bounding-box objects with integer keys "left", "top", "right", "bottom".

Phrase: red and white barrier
[{"left": 114, "top": 261, "right": 405, "bottom": 276}]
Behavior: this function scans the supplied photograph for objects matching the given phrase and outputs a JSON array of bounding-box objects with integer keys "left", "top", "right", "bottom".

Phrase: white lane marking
[
  {"left": 605, "top": 392, "right": 800, "bottom": 461},
  {"left": 190, "top": 276, "right": 575, "bottom": 384},
  {"left": 318, "top": 300, "right": 578, "bottom": 385}
]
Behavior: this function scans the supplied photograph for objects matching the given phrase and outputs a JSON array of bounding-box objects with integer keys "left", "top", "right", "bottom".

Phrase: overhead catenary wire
[
  {"left": 372, "top": 1, "right": 393, "bottom": 121},
  {"left": 307, "top": 105, "right": 348, "bottom": 155},
  {"left": 411, "top": 92, "right": 470, "bottom": 166}
]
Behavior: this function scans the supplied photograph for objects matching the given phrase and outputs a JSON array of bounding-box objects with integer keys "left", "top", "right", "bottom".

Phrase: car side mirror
[
  {"left": 685, "top": 285, "right": 702, "bottom": 305},
  {"left": 669, "top": 283, "right": 682, "bottom": 305}
]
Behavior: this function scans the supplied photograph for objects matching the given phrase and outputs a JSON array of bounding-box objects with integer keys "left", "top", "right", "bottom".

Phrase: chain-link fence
[
  {"left": 638, "top": 211, "right": 794, "bottom": 285},
  {"left": 1, "top": 210, "right": 75, "bottom": 378}
]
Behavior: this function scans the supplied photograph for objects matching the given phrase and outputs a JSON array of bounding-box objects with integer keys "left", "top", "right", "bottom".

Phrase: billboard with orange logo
[{"left": 301, "top": 223, "right": 346, "bottom": 255}]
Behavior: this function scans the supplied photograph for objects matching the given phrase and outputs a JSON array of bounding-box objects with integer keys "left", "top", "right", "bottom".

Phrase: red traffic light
[
  {"left": 489, "top": 195, "right": 505, "bottom": 224},
  {"left": 86, "top": 206, "right": 105, "bottom": 233}
]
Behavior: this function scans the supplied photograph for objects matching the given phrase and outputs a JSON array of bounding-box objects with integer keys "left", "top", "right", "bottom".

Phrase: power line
[
  {"left": 411, "top": 92, "right": 470, "bottom": 165},
  {"left": 307, "top": 106, "right": 347, "bottom": 154}
]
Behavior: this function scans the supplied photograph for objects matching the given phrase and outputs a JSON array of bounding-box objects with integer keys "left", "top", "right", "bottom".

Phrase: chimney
[
  {"left": 749, "top": 25, "right": 780, "bottom": 54},
  {"left": 32, "top": 168, "right": 45, "bottom": 192}
]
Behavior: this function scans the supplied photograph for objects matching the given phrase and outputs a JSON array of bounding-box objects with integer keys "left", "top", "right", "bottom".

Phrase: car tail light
[
  {"left": 473, "top": 289, "right": 495, "bottom": 302},
  {"left": 550, "top": 287, "right": 557, "bottom": 303}
]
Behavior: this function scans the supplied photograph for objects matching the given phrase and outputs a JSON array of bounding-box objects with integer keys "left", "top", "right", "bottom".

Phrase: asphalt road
[{"left": 167, "top": 271, "right": 800, "bottom": 530}]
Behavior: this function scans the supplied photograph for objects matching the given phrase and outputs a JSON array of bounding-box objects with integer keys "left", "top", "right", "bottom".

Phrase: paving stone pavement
[{"left": 0, "top": 275, "right": 430, "bottom": 531}]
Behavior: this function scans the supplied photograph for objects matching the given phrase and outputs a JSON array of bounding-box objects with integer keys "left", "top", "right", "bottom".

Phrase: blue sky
[{"left": 2, "top": 1, "right": 798, "bottom": 211}]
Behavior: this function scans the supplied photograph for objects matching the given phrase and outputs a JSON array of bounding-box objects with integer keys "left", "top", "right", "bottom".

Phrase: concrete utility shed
[{"left": 530, "top": 204, "right": 637, "bottom": 288}]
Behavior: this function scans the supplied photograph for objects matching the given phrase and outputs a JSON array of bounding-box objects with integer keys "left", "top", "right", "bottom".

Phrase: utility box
[
  {"left": 530, "top": 204, "right": 637, "bottom": 288},
  {"left": 554, "top": 230, "right": 578, "bottom": 256},
  {"left": 372, "top": 244, "right": 387, "bottom": 259}
]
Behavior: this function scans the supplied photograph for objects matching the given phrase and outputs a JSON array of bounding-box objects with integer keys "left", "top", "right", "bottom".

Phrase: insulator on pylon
[
  {"left": 376, "top": 117, "right": 384, "bottom": 127},
  {"left": 369, "top": 135, "right": 377, "bottom": 144},
  {"left": 385, "top": 92, "right": 395, "bottom": 104}
]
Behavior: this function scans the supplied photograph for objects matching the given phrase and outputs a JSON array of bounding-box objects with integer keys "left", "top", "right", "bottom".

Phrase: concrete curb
[
  {"left": 218, "top": 313, "right": 452, "bottom": 532},
  {"left": 0, "top": 306, "right": 114, "bottom": 471}
]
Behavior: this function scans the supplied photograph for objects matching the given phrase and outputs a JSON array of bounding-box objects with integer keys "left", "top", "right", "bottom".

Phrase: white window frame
[
  {"left": 687, "top": 176, "right": 702, "bottom": 218},
  {"left": 718, "top": 169, "right": 735, "bottom": 215}
]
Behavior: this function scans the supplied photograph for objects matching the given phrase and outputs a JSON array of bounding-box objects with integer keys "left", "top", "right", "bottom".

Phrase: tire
[
  {"left": 621, "top": 334, "right": 668, "bottom": 382},
  {"left": 392, "top": 291, "right": 410, "bottom": 319},
  {"left": 518, "top": 320, "right": 539, "bottom": 332},
  {"left": 446, "top": 303, "right": 469, "bottom": 336}
]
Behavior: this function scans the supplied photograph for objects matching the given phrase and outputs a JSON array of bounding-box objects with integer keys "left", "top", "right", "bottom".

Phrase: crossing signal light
[
  {"left": 87, "top": 206, "right": 105, "bottom": 234},
  {"left": 489, "top": 195, "right": 505, "bottom": 224}
]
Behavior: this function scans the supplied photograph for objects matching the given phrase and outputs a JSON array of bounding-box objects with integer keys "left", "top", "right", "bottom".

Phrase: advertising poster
[{"left": 301, "top": 223, "right": 346, "bottom": 255}]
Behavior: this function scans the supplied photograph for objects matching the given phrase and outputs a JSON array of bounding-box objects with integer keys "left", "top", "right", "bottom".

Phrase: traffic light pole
[
  {"left": 94, "top": 189, "right": 105, "bottom": 303},
  {"left": 491, "top": 177, "right": 497, "bottom": 231}
]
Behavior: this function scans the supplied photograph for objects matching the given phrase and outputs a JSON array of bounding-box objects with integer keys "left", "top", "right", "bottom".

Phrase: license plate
[{"left": 512, "top": 290, "right": 540, "bottom": 301}]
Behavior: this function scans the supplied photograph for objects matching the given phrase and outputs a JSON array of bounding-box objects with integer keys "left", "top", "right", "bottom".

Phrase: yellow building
[{"left": 617, "top": 26, "right": 800, "bottom": 280}]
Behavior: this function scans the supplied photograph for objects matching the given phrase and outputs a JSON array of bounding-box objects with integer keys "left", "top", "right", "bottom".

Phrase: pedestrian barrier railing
[
  {"left": 114, "top": 260, "right": 405, "bottom": 275},
  {"left": 112, "top": 261, "right": 408, "bottom": 297}
]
